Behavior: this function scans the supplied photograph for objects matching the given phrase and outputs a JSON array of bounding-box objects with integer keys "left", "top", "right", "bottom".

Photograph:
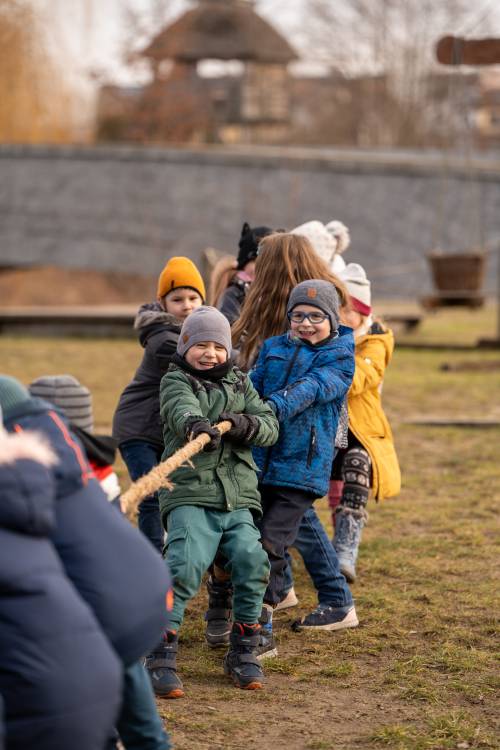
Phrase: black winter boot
[
  {"left": 223, "top": 623, "right": 265, "bottom": 690},
  {"left": 144, "top": 631, "right": 184, "bottom": 699},
  {"left": 204, "top": 576, "right": 233, "bottom": 648}
]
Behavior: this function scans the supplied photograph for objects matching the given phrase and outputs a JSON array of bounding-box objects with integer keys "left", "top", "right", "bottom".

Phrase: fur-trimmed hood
[
  {"left": 134, "top": 302, "right": 182, "bottom": 332},
  {"left": 0, "top": 429, "right": 57, "bottom": 467}
]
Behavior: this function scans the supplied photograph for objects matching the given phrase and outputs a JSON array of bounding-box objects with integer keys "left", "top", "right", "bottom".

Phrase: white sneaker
[{"left": 275, "top": 587, "right": 299, "bottom": 611}]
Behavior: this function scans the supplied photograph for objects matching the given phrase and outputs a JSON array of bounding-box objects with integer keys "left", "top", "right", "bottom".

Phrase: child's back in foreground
[{"left": 145, "top": 306, "right": 279, "bottom": 698}]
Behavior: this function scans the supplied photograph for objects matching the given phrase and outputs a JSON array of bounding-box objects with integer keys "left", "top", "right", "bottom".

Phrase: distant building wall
[{"left": 1, "top": 144, "right": 499, "bottom": 297}]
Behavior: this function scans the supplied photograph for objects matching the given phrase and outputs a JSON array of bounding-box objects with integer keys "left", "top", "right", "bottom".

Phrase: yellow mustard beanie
[{"left": 157, "top": 257, "right": 206, "bottom": 301}]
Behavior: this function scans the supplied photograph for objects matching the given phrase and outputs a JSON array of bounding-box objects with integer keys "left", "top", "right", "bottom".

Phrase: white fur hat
[
  {"left": 338, "top": 263, "right": 372, "bottom": 315},
  {"left": 291, "top": 220, "right": 337, "bottom": 266},
  {"left": 325, "top": 221, "right": 350, "bottom": 255},
  {"left": 291, "top": 219, "right": 351, "bottom": 268}
]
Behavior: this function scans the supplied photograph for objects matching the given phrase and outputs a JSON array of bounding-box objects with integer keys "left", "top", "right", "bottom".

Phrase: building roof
[{"left": 142, "top": 0, "right": 297, "bottom": 65}]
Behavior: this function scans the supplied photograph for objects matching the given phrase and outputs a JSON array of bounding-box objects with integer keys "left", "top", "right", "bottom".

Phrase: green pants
[{"left": 165, "top": 506, "right": 270, "bottom": 630}]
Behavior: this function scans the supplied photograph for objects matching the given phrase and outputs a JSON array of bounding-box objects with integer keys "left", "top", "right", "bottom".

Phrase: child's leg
[
  {"left": 293, "top": 507, "right": 353, "bottom": 609},
  {"left": 259, "top": 485, "right": 316, "bottom": 607},
  {"left": 333, "top": 446, "right": 371, "bottom": 582},
  {"left": 119, "top": 440, "right": 164, "bottom": 553},
  {"left": 146, "top": 506, "right": 223, "bottom": 698},
  {"left": 218, "top": 509, "right": 270, "bottom": 626},
  {"left": 165, "top": 506, "right": 224, "bottom": 631},
  {"left": 116, "top": 661, "right": 171, "bottom": 749},
  {"left": 218, "top": 509, "right": 270, "bottom": 690}
]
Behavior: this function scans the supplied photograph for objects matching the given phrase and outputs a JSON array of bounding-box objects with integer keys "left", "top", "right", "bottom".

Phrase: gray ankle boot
[{"left": 333, "top": 507, "right": 368, "bottom": 583}]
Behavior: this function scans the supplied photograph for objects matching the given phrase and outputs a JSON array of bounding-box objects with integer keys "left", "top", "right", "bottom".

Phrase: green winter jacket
[{"left": 158, "top": 363, "right": 279, "bottom": 525}]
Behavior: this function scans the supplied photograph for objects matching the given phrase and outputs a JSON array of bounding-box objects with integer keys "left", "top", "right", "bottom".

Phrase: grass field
[{"left": 1, "top": 305, "right": 499, "bottom": 750}]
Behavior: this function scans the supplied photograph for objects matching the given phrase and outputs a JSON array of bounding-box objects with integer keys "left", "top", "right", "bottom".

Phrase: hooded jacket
[
  {"left": 251, "top": 326, "right": 355, "bottom": 497},
  {"left": 3, "top": 397, "right": 171, "bottom": 666},
  {"left": 113, "top": 302, "right": 182, "bottom": 446},
  {"left": 158, "top": 363, "right": 279, "bottom": 523},
  {"left": 348, "top": 322, "right": 401, "bottom": 500},
  {"left": 0, "top": 429, "right": 122, "bottom": 750}
]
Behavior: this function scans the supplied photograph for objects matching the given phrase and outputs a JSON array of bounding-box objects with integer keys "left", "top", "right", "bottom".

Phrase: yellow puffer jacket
[{"left": 348, "top": 322, "right": 401, "bottom": 500}]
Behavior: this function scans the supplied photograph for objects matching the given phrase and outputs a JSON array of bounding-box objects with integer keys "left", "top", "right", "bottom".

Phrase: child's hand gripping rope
[{"left": 121, "top": 421, "right": 232, "bottom": 521}]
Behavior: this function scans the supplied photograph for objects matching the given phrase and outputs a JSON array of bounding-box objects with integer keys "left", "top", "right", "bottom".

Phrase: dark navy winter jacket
[
  {"left": 250, "top": 327, "right": 355, "bottom": 497},
  {"left": 0, "top": 431, "right": 122, "bottom": 750},
  {"left": 3, "top": 397, "right": 172, "bottom": 666}
]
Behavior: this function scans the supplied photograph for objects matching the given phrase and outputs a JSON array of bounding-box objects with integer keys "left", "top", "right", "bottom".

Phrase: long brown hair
[
  {"left": 209, "top": 255, "right": 238, "bottom": 306},
  {"left": 232, "top": 232, "right": 348, "bottom": 369}
]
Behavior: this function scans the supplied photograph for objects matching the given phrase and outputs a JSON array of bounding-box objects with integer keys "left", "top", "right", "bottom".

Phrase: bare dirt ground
[
  {"left": 0, "top": 266, "right": 156, "bottom": 306},
  {"left": 1, "top": 305, "right": 499, "bottom": 750}
]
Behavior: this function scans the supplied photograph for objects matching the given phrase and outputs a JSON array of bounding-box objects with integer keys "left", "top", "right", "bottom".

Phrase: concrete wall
[{"left": 1, "top": 143, "right": 499, "bottom": 298}]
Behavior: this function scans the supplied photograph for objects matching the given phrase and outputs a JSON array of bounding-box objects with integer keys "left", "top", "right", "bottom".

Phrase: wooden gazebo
[{"left": 140, "top": 0, "right": 298, "bottom": 143}]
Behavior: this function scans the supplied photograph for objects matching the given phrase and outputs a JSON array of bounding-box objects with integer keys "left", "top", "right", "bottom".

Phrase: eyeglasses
[{"left": 288, "top": 311, "right": 329, "bottom": 325}]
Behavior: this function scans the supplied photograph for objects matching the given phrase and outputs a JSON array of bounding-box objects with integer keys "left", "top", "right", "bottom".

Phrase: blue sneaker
[{"left": 294, "top": 604, "right": 359, "bottom": 631}]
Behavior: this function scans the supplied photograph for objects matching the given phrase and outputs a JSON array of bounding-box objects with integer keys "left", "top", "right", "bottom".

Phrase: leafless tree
[{"left": 295, "top": 0, "right": 497, "bottom": 147}]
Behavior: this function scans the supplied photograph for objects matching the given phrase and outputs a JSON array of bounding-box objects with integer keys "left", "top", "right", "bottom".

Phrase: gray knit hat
[
  {"left": 29, "top": 375, "right": 93, "bottom": 432},
  {"left": 287, "top": 279, "right": 340, "bottom": 331},
  {"left": 177, "top": 306, "right": 232, "bottom": 357},
  {"left": 0, "top": 375, "right": 31, "bottom": 415}
]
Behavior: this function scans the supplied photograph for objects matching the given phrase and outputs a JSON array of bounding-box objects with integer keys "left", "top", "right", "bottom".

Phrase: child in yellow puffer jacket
[{"left": 330, "top": 263, "right": 401, "bottom": 582}]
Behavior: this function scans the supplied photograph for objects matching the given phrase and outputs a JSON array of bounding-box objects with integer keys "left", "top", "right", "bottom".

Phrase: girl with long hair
[{"left": 232, "top": 232, "right": 348, "bottom": 370}]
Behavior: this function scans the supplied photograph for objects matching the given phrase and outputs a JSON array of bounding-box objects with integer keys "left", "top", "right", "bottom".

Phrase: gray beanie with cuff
[
  {"left": 29, "top": 375, "right": 93, "bottom": 432},
  {"left": 287, "top": 279, "right": 340, "bottom": 331},
  {"left": 177, "top": 306, "right": 232, "bottom": 357}
]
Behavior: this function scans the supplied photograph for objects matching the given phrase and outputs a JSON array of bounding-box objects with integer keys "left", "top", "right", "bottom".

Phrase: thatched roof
[{"left": 142, "top": 0, "right": 297, "bottom": 65}]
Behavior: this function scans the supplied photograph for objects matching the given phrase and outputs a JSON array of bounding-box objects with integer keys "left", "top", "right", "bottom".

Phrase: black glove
[
  {"left": 184, "top": 418, "right": 221, "bottom": 453},
  {"left": 219, "top": 412, "right": 260, "bottom": 444}
]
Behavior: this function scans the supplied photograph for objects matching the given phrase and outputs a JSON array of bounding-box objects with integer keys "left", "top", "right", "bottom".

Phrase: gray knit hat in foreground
[
  {"left": 0, "top": 375, "right": 31, "bottom": 415},
  {"left": 287, "top": 279, "right": 340, "bottom": 331},
  {"left": 29, "top": 375, "right": 93, "bottom": 432},
  {"left": 177, "top": 306, "right": 232, "bottom": 357}
]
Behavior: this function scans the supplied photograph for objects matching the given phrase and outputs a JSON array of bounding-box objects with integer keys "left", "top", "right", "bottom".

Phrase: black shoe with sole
[
  {"left": 223, "top": 623, "right": 265, "bottom": 690},
  {"left": 145, "top": 631, "right": 184, "bottom": 699},
  {"left": 205, "top": 576, "right": 233, "bottom": 648}
]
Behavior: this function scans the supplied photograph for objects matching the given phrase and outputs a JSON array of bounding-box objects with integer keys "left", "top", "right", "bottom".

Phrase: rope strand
[{"left": 122, "top": 420, "right": 232, "bottom": 521}]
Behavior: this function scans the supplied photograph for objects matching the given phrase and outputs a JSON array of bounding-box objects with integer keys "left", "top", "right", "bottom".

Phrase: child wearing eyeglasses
[{"left": 250, "top": 279, "right": 356, "bottom": 656}]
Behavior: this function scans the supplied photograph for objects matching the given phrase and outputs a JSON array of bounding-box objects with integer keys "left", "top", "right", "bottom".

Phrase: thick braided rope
[{"left": 122, "top": 421, "right": 232, "bottom": 520}]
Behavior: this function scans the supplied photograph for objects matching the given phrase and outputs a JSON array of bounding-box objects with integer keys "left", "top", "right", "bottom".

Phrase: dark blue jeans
[
  {"left": 119, "top": 440, "right": 164, "bottom": 554},
  {"left": 107, "top": 662, "right": 170, "bottom": 750},
  {"left": 283, "top": 506, "right": 353, "bottom": 609}
]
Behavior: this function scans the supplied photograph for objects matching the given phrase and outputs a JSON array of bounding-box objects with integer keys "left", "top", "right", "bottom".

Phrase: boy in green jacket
[{"left": 146, "top": 306, "right": 279, "bottom": 697}]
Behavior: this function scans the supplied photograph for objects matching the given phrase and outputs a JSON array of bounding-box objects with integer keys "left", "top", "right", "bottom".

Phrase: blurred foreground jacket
[
  {"left": 0, "top": 427, "right": 122, "bottom": 750},
  {"left": 0, "top": 377, "right": 172, "bottom": 665}
]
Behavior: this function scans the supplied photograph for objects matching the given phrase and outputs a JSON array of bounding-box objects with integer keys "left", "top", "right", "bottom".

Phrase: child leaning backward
[
  {"left": 145, "top": 306, "right": 279, "bottom": 697},
  {"left": 250, "top": 280, "right": 357, "bottom": 655},
  {"left": 113, "top": 257, "right": 205, "bottom": 552}
]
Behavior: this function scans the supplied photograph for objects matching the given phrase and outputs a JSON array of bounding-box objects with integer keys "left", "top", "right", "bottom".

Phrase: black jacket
[
  {"left": 0, "top": 429, "right": 122, "bottom": 750},
  {"left": 113, "top": 302, "right": 181, "bottom": 447},
  {"left": 218, "top": 277, "right": 249, "bottom": 325}
]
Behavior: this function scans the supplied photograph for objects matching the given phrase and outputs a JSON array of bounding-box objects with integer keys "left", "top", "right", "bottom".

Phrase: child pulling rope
[{"left": 122, "top": 421, "right": 232, "bottom": 520}]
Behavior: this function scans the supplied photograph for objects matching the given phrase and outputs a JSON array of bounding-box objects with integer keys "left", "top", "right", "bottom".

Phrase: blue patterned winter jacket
[{"left": 250, "top": 326, "right": 355, "bottom": 497}]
